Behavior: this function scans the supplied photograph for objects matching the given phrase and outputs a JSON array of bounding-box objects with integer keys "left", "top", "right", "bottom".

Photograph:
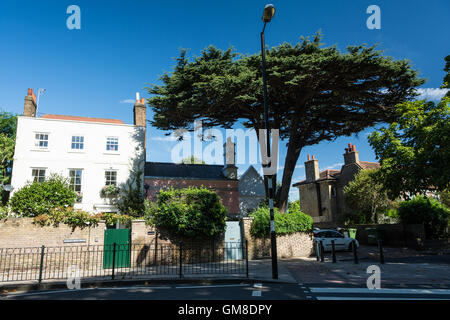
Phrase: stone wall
[
  {"left": 242, "top": 217, "right": 313, "bottom": 259},
  {"left": 0, "top": 218, "right": 106, "bottom": 249}
]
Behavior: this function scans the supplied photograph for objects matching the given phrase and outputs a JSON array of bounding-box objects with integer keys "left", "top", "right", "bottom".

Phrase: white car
[{"left": 313, "top": 229, "right": 359, "bottom": 252}]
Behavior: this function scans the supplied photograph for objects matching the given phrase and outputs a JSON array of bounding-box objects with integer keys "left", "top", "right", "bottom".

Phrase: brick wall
[
  {"left": 0, "top": 218, "right": 106, "bottom": 248},
  {"left": 242, "top": 217, "right": 313, "bottom": 259}
]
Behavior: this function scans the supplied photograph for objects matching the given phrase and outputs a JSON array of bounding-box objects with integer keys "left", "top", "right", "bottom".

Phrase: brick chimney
[
  {"left": 305, "top": 154, "right": 319, "bottom": 182},
  {"left": 344, "top": 143, "right": 360, "bottom": 165},
  {"left": 222, "top": 137, "right": 237, "bottom": 179},
  {"left": 133, "top": 92, "right": 146, "bottom": 127},
  {"left": 23, "top": 88, "right": 37, "bottom": 117}
]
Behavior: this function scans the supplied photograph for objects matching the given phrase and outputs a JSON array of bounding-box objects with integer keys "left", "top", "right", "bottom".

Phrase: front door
[
  {"left": 224, "top": 221, "right": 243, "bottom": 260},
  {"left": 103, "top": 228, "right": 131, "bottom": 269}
]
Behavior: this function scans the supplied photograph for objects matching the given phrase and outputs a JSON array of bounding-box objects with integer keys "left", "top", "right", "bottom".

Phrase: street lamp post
[{"left": 261, "top": 4, "right": 278, "bottom": 280}]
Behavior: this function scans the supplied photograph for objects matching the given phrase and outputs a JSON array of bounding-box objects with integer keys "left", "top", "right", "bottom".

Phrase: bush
[
  {"left": 151, "top": 187, "right": 227, "bottom": 238},
  {"left": 33, "top": 207, "right": 100, "bottom": 230},
  {"left": 249, "top": 202, "right": 313, "bottom": 237},
  {"left": 0, "top": 205, "right": 10, "bottom": 219},
  {"left": 397, "top": 196, "right": 450, "bottom": 239},
  {"left": 9, "top": 174, "right": 76, "bottom": 217},
  {"left": 115, "top": 168, "right": 145, "bottom": 217}
]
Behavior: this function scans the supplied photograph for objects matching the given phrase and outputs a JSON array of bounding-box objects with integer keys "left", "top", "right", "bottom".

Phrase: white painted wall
[{"left": 11, "top": 116, "right": 145, "bottom": 213}]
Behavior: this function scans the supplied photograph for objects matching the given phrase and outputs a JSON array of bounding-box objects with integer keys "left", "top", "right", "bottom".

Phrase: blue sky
[{"left": 0, "top": 0, "right": 449, "bottom": 201}]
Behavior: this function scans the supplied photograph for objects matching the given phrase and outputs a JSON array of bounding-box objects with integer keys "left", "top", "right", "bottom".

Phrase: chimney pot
[
  {"left": 140, "top": 98, "right": 145, "bottom": 104},
  {"left": 307, "top": 155, "right": 311, "bottom": 161},
  {"left": 352, "top": 145, "right": 356, "bottom": 152}
]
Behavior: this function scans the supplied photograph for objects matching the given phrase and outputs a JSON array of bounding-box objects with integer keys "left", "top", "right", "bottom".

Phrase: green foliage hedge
[
  {"left": 150, "top": 187, "right": 227, "bottom": 238},
  {"left": 9, "top": 174, "right": 77, "bottom": 217},
  {"left": 249, "top": 201, "right": 313, "bottom": 237},
  {"left": 398, "top": 196, "right": 450, "bottom": 239}
]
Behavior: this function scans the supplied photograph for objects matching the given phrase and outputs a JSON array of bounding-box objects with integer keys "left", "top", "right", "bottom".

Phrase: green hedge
[
  {"left": 9, "top": 174, "right": 76, "bottom": 217},
  {"left": 398, "top": 196, "right": 450, "bottom": 239},
  {"left": 150, "top": 187, "right": 227, "bottom": 238},
  {"left": 249, "top": 201, "right": 313, "bottom": 237}
]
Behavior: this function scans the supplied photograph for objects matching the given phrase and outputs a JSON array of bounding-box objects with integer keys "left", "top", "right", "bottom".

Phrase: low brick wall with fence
[{"left": 242, "top": 217, "right": 314, "bottom": 259}]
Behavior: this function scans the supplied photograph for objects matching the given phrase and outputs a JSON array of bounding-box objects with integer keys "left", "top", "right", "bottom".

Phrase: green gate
[{"left": 103, "top": 229, "right": 131, "bottom": 269}]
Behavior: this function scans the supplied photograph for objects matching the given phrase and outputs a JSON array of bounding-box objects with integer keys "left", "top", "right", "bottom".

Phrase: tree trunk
[{"left": 277, "top": 138, "right": 303, "bottom": 212}]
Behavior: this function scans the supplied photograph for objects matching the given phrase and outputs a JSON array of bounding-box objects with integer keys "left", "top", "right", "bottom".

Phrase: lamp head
[{"left": 262, "top": 4, "right": 275, "bottom": 22}]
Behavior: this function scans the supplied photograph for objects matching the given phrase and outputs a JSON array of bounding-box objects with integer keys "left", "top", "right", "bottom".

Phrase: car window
[{"left": 333, "top": 232, "right": 344, "bottom": 238}]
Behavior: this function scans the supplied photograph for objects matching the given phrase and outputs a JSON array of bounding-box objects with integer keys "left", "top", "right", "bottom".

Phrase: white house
[
  {"left": 10, "top": 89, "right": 146, "bottom": 213},
  {"left": 238, "top": 165, "right": 265, "bottom": 216}
]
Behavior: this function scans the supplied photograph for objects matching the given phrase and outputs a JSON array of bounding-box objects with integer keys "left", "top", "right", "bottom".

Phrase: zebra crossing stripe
[{"left": 309, "top": 287, "right": 450, "bottom": 295}]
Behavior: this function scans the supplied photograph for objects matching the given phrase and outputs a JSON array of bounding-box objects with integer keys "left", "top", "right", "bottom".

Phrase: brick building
[
  {"left": 144, "top": 157, "right": 240, "bottom": 218},
  {"left": 293, "top": 144, "right": 380, "bottom": 228}
]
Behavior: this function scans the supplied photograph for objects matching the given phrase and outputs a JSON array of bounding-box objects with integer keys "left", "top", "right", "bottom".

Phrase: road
[{"left": 2, "top": 282, "right": 450, "bottom": 300}]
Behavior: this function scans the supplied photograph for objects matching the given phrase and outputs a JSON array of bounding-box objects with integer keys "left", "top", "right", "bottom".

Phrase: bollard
[
  {"left": 315, "top": 241, "right": 320, "bottom": 261},
  {"left": 38, "top": 245, "right": 45, "bottom": 283},
  {"left": 320, "top": 241, "right": 324, "bottom": 262},
  {"left": 331, "top": 240, "right": 337, "bottom": 263},
  {"left": 245, "top": 240, "right": 249, "bottom": 278},
  {"left": 378, "top": 240, "right": 385, "bottom": 264},
  {"left": 352, "top": 240, "right": 359, "bottom": 264}
]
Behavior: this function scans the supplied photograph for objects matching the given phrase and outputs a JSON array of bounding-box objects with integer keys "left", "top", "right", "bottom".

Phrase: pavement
[{"left": 1, "top": 245, "right": 449, "bottom": 300}]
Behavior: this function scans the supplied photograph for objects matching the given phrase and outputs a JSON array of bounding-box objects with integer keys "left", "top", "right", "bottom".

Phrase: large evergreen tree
[{"left": 147, "top": 33, "right": 423, "bottom": 211}]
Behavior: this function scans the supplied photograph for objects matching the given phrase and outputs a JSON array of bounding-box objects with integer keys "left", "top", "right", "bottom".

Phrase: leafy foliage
[
  {"left": 441, "top": 55, "right": 450, "bottom": 97},
  {"left": 94, "top": 212, "right": 133, "bottom": 228},
  {"left": 181, "top": 156, "right": 205, "bottom": 164},
  {"left": 343, "top": 169, "right": 394, "bottom": 224},
  {"left": 249, "top": 202, "right": 313, "bottom": 237},
  {"left": 397, "top": 196, "right": 450, "bottom": 239},
  {"left": 147, "top": 32, "right": 423, "bottom": 211},
  {"left": 9, "top": 174, "right": 76, "bottom": 217},
  {"left": 33, "top": 207, "right": 100, "bottom": 230},
  {"left": 368, "top": 96, "right": 450, "bottom": 199},
  {"left": 115, "top": 168, "right": 145, "bottom": 217},
  {"left": 151, "top": 187, "right": 227, "bottom": 238},
  {"left": 0, "top": 111, "right": 17, "bottom": 202}
]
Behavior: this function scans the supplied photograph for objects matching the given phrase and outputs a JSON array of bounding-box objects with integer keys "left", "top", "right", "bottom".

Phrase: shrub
[
  {"left": 0, "top": 205, "right": 10, "bottom": 219},
  {"left": 100, "top": 212, "right": 132, "bottom": 228},
  {"left": 152, "top": 187, "right": 227, "bottom": 238},
  {"left": 397, "top": 196, "right": 450, "bottom": 239},
  {"left": 9, "top": 174, "right": 76, "bottom": 217},
  {"left": 249, "top": 202, "right": 313, "bottom": 237},
  {"left": 115, "top": 168, "right": 145, "bottom": 217},
  {"left": 33, "top": 207, "right": 100, "bottom": 230}
]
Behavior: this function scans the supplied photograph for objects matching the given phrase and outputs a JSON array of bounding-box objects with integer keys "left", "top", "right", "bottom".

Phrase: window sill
[
  {"left": 68, "top": 150, "right": 86, "bottom": 154},
  {"left": 103, "top": 152, "right": 120, "bottom": 155},
  {"left": 30, "top": 148, "right": 50, "bottom": 152}
]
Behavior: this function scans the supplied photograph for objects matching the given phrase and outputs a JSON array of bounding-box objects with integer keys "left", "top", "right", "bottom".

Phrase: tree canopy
[
  {"left": 368, "top": 96, "right": 450, "bottom": 199},
  {"left": 0, "top": 111, "right": 17, "bottom": 193},
  {"left": 343, "top": 169, "right": 393, "bottom": 224},
  {"left": 147, "top": 33, "right": 424, "bottom": 211}
]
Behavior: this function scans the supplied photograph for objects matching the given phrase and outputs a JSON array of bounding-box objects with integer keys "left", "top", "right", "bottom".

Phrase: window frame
[
  {"left": 31, "top": 168, "right": 46, "bottom": 183},
  {"left": 34, "top": 132, "right": 49, "bottom": 149},
  {"left": 104, "top": 170, "right": 118, "bottom": 186},
  {"left": 68, "top": 169, "right": 83, "bottom": 193},
  {"left": 70, "top": 135, "right": 85, "bottom": 150},
  {"left": 106, "top": 137, "right": 119, "bottom": 152}
]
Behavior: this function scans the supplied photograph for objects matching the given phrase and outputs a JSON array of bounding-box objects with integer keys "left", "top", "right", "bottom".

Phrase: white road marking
[
  {"left": 310, "top": 287, "right": 450, "bottom": 295},
  {"left": 253, "top": 283, "right": 262, "bottom": 288},
  {"left": 252, "top": 290, "right": 262, "bottom": 297}
]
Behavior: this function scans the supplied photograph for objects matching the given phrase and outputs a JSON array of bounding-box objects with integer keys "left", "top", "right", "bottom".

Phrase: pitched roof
[
  {"left": 293, "top": 169, "right": 340, "bottom": 187},
  {"left": 360, "top": 161, "right": 381, "bottom": 170},
  {"left": 40, "top": 114, "right": 125, "bottom": 124},
  {"left": 144, "top": 162, "right": 235, "bottom": 180}
]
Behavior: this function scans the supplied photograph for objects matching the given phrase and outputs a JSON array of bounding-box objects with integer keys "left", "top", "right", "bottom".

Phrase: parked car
[{"left": 313, "top": 229, "right": 359, "bottom": 252}]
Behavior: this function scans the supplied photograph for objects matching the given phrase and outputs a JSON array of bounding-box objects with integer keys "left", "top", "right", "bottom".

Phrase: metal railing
[{"left": 0, "top": 241, "right": 249, "bottom": 283}]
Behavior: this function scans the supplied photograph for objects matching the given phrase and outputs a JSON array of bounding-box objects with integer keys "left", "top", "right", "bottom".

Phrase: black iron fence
[{"left": 0, "top": 241, "right": 248, "bottom": 283}]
